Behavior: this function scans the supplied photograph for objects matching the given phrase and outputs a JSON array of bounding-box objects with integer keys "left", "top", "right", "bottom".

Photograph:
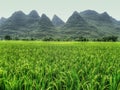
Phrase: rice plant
[{"left": 0, "top": 41, "right": 120, "bottom": 90}]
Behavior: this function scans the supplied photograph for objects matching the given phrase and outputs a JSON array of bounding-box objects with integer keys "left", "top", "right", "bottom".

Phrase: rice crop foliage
[{"left": 0, "top": 41, "right": 120, "bottom": 90}]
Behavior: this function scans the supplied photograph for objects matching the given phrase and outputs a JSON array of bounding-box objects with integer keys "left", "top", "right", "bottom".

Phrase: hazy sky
[{"left": 0, "top": 0, "right": 120, "bottom": 21}]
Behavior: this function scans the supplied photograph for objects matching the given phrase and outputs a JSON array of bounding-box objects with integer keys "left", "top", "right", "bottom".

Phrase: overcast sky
[{"left": 0, "top": 0, "right": 120, "bottom": 21}]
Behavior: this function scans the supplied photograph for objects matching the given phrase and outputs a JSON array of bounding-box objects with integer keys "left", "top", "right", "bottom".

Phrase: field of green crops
[{"left": 0, "top": 41, "right": 120, "bottom": 90}]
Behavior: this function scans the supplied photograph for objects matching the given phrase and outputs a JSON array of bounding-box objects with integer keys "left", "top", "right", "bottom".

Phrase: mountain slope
[
  {"left": 61, "top": 11, "right": 99, "bottom": 38},
  {"left": 0, "top": 17, "right": 6, "bottom": 25},
  {"left": 52, "top": 15, "right": 65, "bottom": 27},
  {"left": 39, "top": 14, "right": 54, "bottom": 29},
  {"left": 64, "top": 11, "right": 87, "bottom": 28},
  {"left": 80, "top": 10, "right": 114, "bottom": 24},
  {"left": 80, "top": 10, "right": 120, "bottom": 37},
  {"left": 0, "top": 10, "right": 120, "bottom": 40},
  {"left": 0, "top": 11, "right": 29, "bottom": 38},
  {"left": 0, "top": 11, "right": 57, "bottom": 39},
  {"left": 28, "top": 10, "right": 40, "bottom": 18},
  {"left": 27, "top": 14, "right": 58, "bottom": 39},
  {"left": 27, "top": 10, "right": 40, "bottom": 24},
  {"left": 1, "top": 11, "right": 27, "bottom": 30}
]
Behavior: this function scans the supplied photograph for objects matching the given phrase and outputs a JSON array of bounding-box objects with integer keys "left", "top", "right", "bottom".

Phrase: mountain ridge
[{"left": 0, "top": 10, "right": 120, "bottom": 40}]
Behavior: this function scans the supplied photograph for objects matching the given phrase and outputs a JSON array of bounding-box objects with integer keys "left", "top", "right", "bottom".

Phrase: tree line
[{"left": 1, "top": 35, "right": 119, "bottom": 42}]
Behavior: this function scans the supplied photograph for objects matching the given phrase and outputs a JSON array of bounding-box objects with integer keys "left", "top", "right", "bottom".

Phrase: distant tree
[
  {"left": 31, "top": 38, "right": 36, "bottom": 41},
  {"left": 14, "top": 37, "right": 19, "bottom": 40},
  {"left": 110, "top": 36, "right": 118, "bottom": 42},
  {"left": 4, "top": 35, "right": 12, "bottom": 40},
  {"left": 94, "top": 38, "right": 102, "bottom": 42},
  {"left": 21, "top": 38, "right": 30, "bottom": 41},
  {"left": 95, "top": 36, "right": 118, "bottom": 42},
  {"left": 102, "top": 36, "right": 118, "bottom": 42},
  {"left": 75, "top": 36, "right": 89, "bottom": 41},
  {"left": 42, "top": 37, "right": 54, "bottom": 41}
]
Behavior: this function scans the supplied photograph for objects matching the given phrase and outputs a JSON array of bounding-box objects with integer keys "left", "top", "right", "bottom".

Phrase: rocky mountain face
[
  {"left": 28, "top": 10, "right": 40, "bottom": 18},
  {"left": 0, "top": 10, "right": 120, "bottom": 39},
  {"left": 1, "top": 11, "right": 27, "bottom": 30},
  {"left": 80, "top": 10, "right": 120, "bottom": 37},
  {"left": 52, "top": 15, "right": 64, "bottom": 27},
  {"left": 28, "top": 10, "right": 40, "bottom": 24},
  {"left": 65, "top": 11, "right": 87, "bottom": 28},
  {"left": 0, "top": 17, "right": 6, "bottom": 25},
  {"left": 62, "top": 11, "right": 99, "bottom": 38},
  {"left": 39, "top": 14, "right": 54, "bottom": 29},
  {"left": 80, "top": 10, "right": 113, "bottom": 24}
]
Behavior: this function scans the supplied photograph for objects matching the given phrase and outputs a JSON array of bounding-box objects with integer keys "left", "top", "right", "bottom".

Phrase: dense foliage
[
  {"left": 3, "top": 35, "right": 118, "bottom": 42},
  {"left": 0, "top": 41, "right": 120, "bottom": 90}
]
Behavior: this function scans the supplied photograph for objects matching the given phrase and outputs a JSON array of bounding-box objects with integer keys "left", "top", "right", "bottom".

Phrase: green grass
[{"left": 0, "top": 41, "right": 120, "bottom": 90}]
